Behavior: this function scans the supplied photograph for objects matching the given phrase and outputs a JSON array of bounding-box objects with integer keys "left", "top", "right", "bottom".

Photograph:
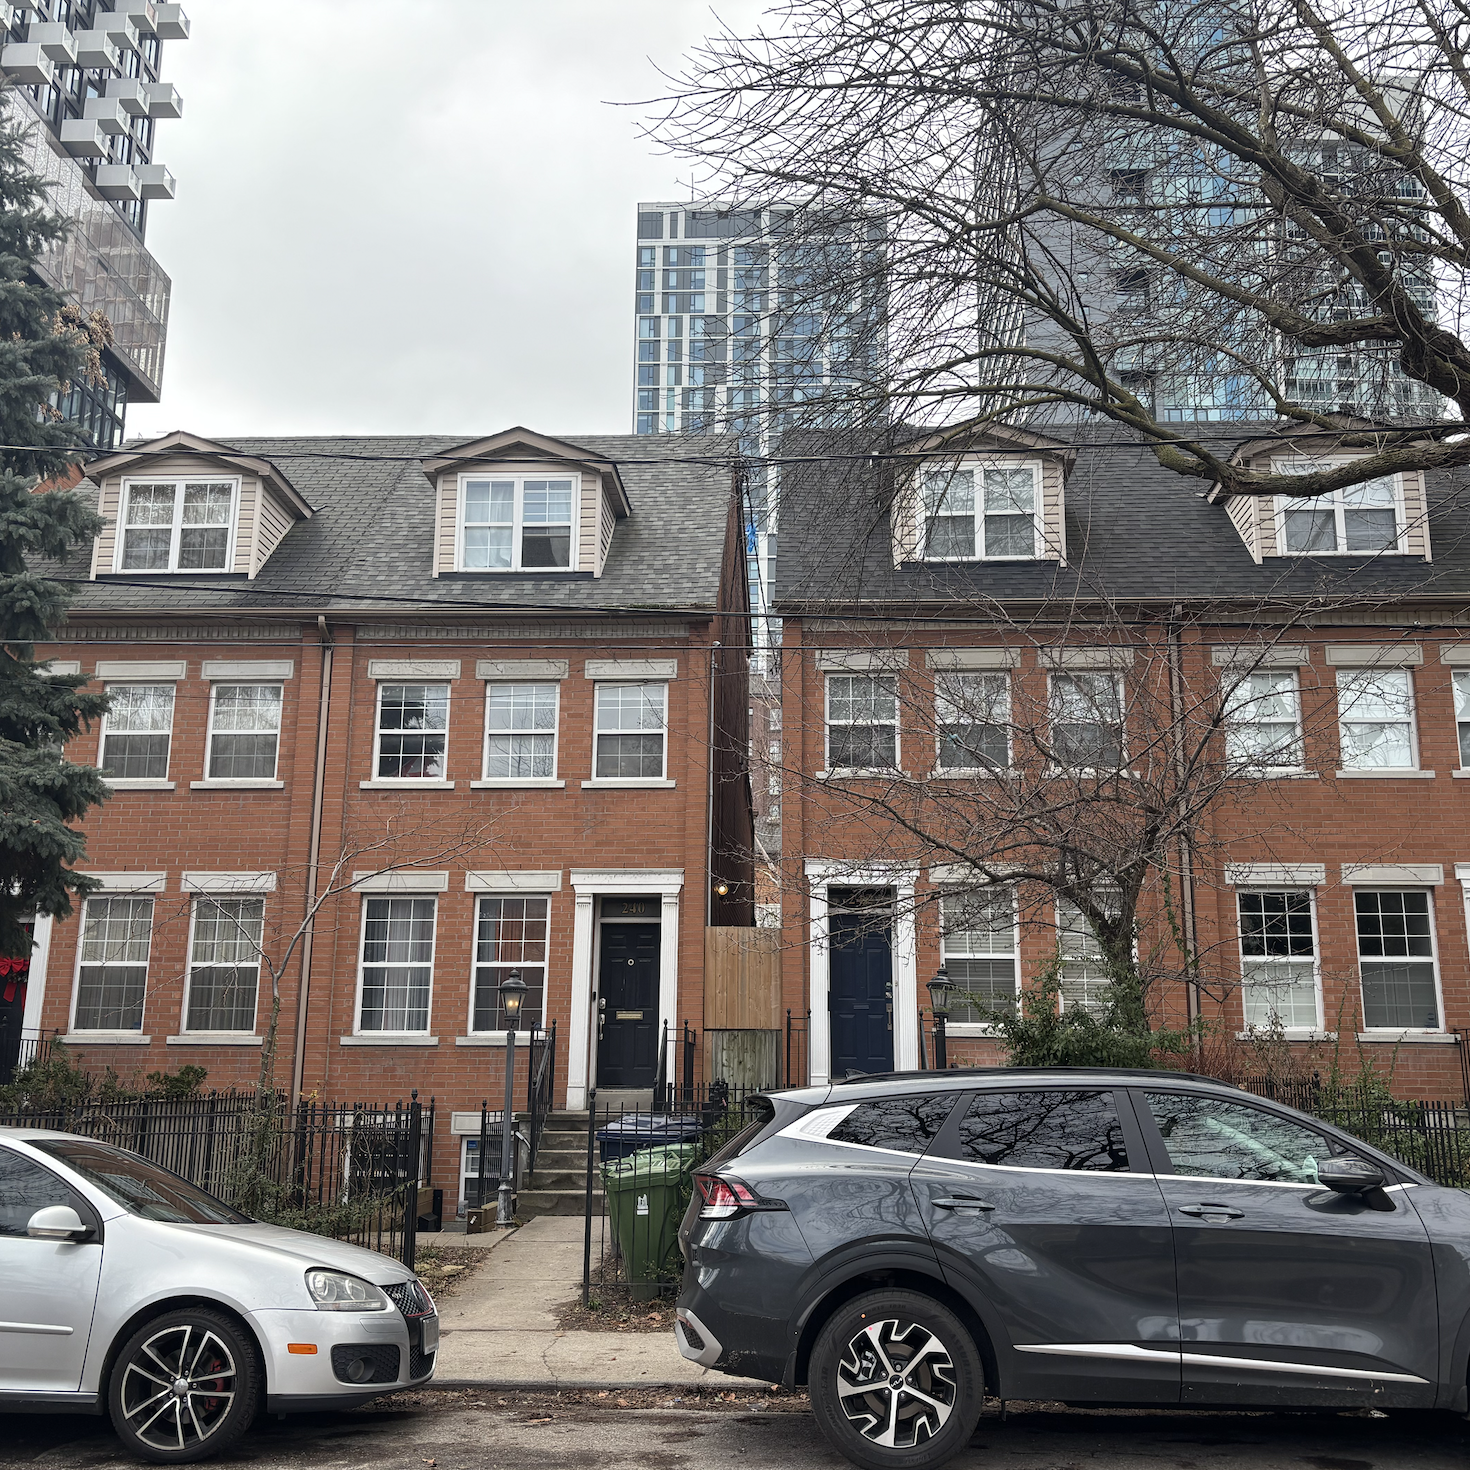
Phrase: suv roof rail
[{"left": 832, "top": 1066, "right": 1242, "bottom": 1088}]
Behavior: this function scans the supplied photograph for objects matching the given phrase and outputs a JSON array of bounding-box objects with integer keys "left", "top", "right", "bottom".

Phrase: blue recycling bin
[{"left": 596, "top": 1112, "right": 705, "bottom": 1164}]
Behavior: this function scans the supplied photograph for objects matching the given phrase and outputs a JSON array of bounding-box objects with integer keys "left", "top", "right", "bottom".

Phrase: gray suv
[{"left": 674, "top": 1068, "right": 1470, "bottom": 1470}]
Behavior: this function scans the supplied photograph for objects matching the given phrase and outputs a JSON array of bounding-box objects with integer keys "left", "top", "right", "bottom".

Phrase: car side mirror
[
  {"left": 1318, "top": 1157, "right": 1385, "bottom": 1194},
  {"left": 27, "top": 1205, "right": 91, "bottom": 1242}
]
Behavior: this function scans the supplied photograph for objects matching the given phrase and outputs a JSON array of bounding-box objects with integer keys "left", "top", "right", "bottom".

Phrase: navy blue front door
[{"left": 829, "top": 912, "right": 894, "bottom": 1076}]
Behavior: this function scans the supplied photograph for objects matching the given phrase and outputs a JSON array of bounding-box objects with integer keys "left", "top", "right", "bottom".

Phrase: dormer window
[
  {"left": 459, "top": 474, "right": 577, "bottom": 571},
  {"left": 1275, "top": 462, "right": 1404, "bottom": 555},
  {"left": 921, "top": 462, "right": 1040, "bottom": 560},
  {"left": 115, "top": 479, "right": 237, "bottom": 572}
]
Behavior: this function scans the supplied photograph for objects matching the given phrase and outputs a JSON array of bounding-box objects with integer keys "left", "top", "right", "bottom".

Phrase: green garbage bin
[{"left": 601, "top": 1143, "right": 698, "bottom": 1299}]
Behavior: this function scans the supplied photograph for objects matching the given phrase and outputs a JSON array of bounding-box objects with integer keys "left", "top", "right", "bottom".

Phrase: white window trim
[
  {"left": 589, "top": 680, "right": 670, "bottom": 784},
  {"left": 1271, "top": 461, "right": 1407, "bottom": 557},
  {"left": 480, "top": 680, "right": 560, "bottom": 786},
  {"left": 941, "top": 887, "right": 1020, "bottom": 1037},
  {"left": 99, "top": 679, "right": 177, "bottom": 789},
  {"left": 201, "top": 680, "right": 283, "bottom": 786},
  {"left": 823, "top": 672, "right": 901, "bottom": 777},
  {"left": 1353, "top": 886, "right": 1447, "bottom": 1036},
  {"left": 370, "top": 681, "right": 452, "bottom": 785},
  {"left": 1334, "top": 665, "right": 1421, "bottom": 774},
  {"left": 113, "top": 475, "right": 241, "bottom": 574},
  {"left": 352, "top": 893, "right": 437, "bottom": 1039},
  {"left": 1222, "top": 667, "right": 1305, "bottom": 776},
  {"left": 1046, "top": 670, "right": 1127, "bottom": 775},
  {"left": 933, "top": 670, "right": 1012, "bottom": 776},
  {"left": 917, "top": 458, "right": 1044, "bottom": 562},
  {"left": 455, "top": 470, "right": 581, "bottom": 573},
  {"left": 1234, "top": 886, "right": 1323, "bottom": 1034},
  {"left": 1453, "top": 668, "right": 1470, "bottom": 775},
  {"left": 464, "top": 891, "right": 552, "bottom": 1040},
  {"left": 69, "top": 892, "right": 153, "bottom": 1039},
  {"left": 179, "top": 895, "right": 263, "bottom": 1037}
]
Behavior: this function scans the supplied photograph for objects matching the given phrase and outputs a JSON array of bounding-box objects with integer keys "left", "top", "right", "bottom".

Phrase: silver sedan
[{"left": 0, "top": 1127, "right": 438, "bottom": 1463}]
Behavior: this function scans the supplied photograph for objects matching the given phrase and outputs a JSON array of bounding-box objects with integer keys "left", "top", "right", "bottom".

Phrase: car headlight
[{"left": 305, "top": 1269, "right": 391, "bottom": 1311}]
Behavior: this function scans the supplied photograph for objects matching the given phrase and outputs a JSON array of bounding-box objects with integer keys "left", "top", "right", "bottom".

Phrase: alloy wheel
[
  {"left": 835, "top": 1317, "right": 958, "bottom": 1449},
  {"left": 118, "top": 1322, "right": 238, "bottom": 1454}
]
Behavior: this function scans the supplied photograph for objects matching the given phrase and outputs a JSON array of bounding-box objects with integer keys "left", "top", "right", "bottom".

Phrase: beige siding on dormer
[
  {"left": 1038, "top": 458, "right": 1066, "bottom": 563},
  {"left": 1225, "top": 493, "right": 1264, "bottom": 563},
  {"left": 91, "top": 472, "right": 121, "bottom": 576},
  {"left": 233, "top": 479, "right": 258, "bottom": 574},
  {"left": 890, "top": 472, "right": 921, "bottom": 567},
  {"left": 598, "top": 487, "right": 616, "bottom": 573},
  {"left": 578, "top": 475, "right": 598, "bottom": 572},
  {"left": 1401, "top": 468, "right": 1431, "bottom": 560},
  {"left": 434, "top": 473, "right": 457, "bottom": 576},
  {"left": 252, "top": 486, "right": 295, "bottom": 575}
]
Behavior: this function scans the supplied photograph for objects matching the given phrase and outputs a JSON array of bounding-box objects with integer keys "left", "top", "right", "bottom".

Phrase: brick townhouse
[
  {"left": 774, "top": 423, "right": 1470, "bottom": 1097},
  {"left": 17, "top": 425, "right": 753, "bottom": 1211}
]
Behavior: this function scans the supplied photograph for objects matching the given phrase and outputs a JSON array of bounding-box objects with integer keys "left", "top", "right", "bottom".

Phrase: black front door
[
  {"left": 596, "top": 923, "right": 660, "bottom": 1088},
  {"left": 829, "top": 911, "right": 893, "bottom": 1076}
]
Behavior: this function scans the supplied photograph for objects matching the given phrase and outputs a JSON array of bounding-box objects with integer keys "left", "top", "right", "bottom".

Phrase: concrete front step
[{"left": 519, "top": 1188, "right": 603, "bottom": 1218}]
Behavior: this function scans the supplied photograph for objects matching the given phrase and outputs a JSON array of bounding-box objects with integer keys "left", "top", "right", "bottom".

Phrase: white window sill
[
  {"left": 455, "top": 1033, "right": 538, "bottom": 1046},
  {"left": 944, "top": 1023, "right": 1008, "bottom": 1038},
  {"left": 816, "top": 770, "right": 909, "bottom": 782},
  {"left": 61, "top": 1032, "right": 150, "bottom": 1045},
  {"left": 166, "top": 1033, "right": 263, "bottom": 1046},
  {"left": 339, "top": 1034, "right": 440, "bottom": 1046},
  {"left": 190, "top": 780, "right": 284, "bottom": 790},
  {"left": 104, "top": 780, "right": 175, "bottom": 791},
  {"left": 359, "top": 780, "right": 456, "bottom": 791},
  {"left": 1234, "top": 1030, "right": 1336, "bottom": 1042},
  {"left": 1452, "top": 770, "right": 1470, "bottom": 779},
  {"left": 1335, "top": 769, "right": 1435, "bottom": 779},
  {"left": 580, "top": 778, "right": 676, "bottom": 789},
  {"left": 927, "top": 768, "right": 1010, "bottom": 780},
  {"left": 470, "top": 778, "right": 565, "bottom": 789},
  {"left": 1229, "top": 771, "right": 1320, "bottom": 781},
  {"left": 1355, "top": 1031, "right": 1456, "bottom": 1044}
]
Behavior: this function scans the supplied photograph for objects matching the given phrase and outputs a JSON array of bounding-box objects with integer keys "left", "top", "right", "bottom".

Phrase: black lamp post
[
  {"left": 927, "top": 964, "right": 954, "bottom": 1071},
  {"left": 496, "top": 969, "right": 528, "bottom": 1227}
]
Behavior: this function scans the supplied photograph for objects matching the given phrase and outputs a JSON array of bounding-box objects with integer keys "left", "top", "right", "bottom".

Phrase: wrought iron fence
[
  {"left": 581, "top": 1083, "right": 767, "bottom": 1306},
  {"left": 0, "top": 1089, "right": 435, "bottom": 1267},
  {"left": 0, "top": 1022, "right": 56, "bottom": 1086}
]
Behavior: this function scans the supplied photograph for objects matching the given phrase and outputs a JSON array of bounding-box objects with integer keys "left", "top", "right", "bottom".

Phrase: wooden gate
[{"left": 704, "top": 928, "right": 782, "bottom": 1088}]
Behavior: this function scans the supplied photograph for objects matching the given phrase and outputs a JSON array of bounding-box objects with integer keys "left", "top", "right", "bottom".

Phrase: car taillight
[{"left": 695, "top": 1173, "right": 781, "bottom": 1219}]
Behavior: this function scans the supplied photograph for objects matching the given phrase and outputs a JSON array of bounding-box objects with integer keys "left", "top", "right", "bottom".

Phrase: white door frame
[
  {"left": 20, "top": 914, "right": 53, "bottom": 1037},
  {"left": 804, "top": 861, "right": 918, "bottom": 1086},
  {"left": 566, "top": 869, "right": 684, "bottom": 1109}
]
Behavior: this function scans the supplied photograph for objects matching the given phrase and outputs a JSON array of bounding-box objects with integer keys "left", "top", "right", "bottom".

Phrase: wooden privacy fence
[{"left": 704, "top": 927, "right": 782, "bottom": 1089}]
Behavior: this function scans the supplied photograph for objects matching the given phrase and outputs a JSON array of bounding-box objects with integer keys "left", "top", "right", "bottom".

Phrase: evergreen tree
[{"left": 0, "top": 91, "right": 112, "bottom": 959}]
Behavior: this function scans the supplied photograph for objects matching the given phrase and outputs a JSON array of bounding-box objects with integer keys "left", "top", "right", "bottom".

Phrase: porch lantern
[
  {"left": 927, "top": 964, "right": 954, "bottom": 1070},
  {"left": 496, "top": 969, "right": 529, "bottom": 1227}
]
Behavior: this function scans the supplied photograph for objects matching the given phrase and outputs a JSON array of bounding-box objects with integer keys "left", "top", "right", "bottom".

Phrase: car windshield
[{"left": 29, "top": 1138, "right": 250, "bottom": 1224}]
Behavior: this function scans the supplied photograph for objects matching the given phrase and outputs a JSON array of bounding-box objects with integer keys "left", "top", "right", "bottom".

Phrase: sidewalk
[{"left": 429, "top": 1215, "right": 768, "bottom": 1391}]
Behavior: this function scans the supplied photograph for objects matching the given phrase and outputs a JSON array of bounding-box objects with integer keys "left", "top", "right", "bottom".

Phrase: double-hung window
[
  {"left": 920, "top": 464, "right": 1039, "bottom": 560},
  {"left": 74, "top": 896, "right": 152, "bottom": 1031},
  {"left": 374, "top": 684, "right": 449, "bottom": 781},
  {"left": 186, "top": 898, "right": 264, "bottom": 1032},
  {"left": 1355, "top": 890, "right": 1441, "bottom": 1031},
  {"left": 1336, "top": 667, "right": 1417, "bottom": 769},
  {"left": 1056, "top": 899, "right": 1114, "bottom": 1015},
  {"left": 117, "top": 479, "right": 236, "bottom": 572},
  {"left": 940, "top": 891, "right": 1018, "bottom": 1022},
  {"left": 207, "top": 684, "right": 282, "bottom": 780},
  {"left": 483, "top": 683, "right": 558, "bottom": 780},
  {"left": 1236, "top": 890, "right": 1320, "bottom": 1030},
  {"left": 1050, "top": 672, "right": 1124, "bottom": 771},
  {"left": 100, "top": 684, "right": 175, "bottom": 781},
  {"left": 826, "top": 674, "right": 898, "bottom": 771},
  {"left": 471, "top": 896, "right": 549, "bottom": 1032},
  {"left": 934, "top": 671, "right": 1009, "bottom": 771},
  {"left": 1276, "top": 464, "right": 1403, "bottom": 554},
  {"left": 593, "top": 683, "right": 667, "bottom": 779},
  {"left": 358, "top": 897, "right": 436, "bottom": 1033},
  {"left": 1223, "top": 670, "right": 1302, "bottom": 772},
  {"left": 460, "top": 475, "right": 575, "bottom": 570},
  {"left": 1454, "top": 671, "right": 1470, "bottom": 768}
]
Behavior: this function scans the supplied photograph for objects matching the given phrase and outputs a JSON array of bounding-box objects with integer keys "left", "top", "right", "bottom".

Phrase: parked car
[
  {"left": 675, "top": 1067, "right": 1470, "bottom": 1470},
  {"left": 0, "top": 1128, "right": 438, "bottom": 1463}
]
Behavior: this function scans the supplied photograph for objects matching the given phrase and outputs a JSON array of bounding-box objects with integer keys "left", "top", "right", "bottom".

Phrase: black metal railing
[
  {"left": 0, "top": 1022, "right": 55, "bottom": 1086},
  {"left": 784, "top": 1008, "right": 810, "bottom": 1087},
  {"left": 527, "top": 1019, "right": 558, "bottom": 1174},
  {"left": 0, "top": 1088, "right": 435, "bottom": 1266}
]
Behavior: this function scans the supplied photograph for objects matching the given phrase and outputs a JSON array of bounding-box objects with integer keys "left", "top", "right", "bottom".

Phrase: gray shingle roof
[
  {"left": 52, "top": 433, "right": 734, "bottom": 614},
  {"left": 776, "top": 424, "right": 1470, "bottom": 608}
]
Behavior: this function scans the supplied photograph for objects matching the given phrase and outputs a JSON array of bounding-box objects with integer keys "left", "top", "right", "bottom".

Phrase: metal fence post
[
  {"left": 477, "top": 1100, "right": 488, "bottom": 1224},
  {"left": 582, "top": 1091, "right": 597, "bottom": 1308},
  {"left": 402, "top": 1091, "right": 421, "bottom": 1272}
]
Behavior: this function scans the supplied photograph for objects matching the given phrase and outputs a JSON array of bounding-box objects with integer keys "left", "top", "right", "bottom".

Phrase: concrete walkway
[{"left": 431, "top": 1215, "right": 768, "bottom": 1390}]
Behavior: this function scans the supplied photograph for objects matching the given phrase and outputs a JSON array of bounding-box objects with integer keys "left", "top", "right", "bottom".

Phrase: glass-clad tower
[{"left": 1, "top": 0, "right": 188, "bottom": 447}]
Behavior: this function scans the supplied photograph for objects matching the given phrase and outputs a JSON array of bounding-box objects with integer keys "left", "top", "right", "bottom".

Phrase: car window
[
  {"left": 828, "top": 1094, "right": 959, "bottom": 1154},
  {"left": 953, "top": 1090, "right": 1130, "bottom": 1171},
  {"left": 0, "top": 1145, "right": 80, "bottom": 1236},
  {"left": 1143, "top": 1092, "right": 1344, "bottom": 1184},
  {"left": 28, "top": 1138, "right": 248, "bottom": 1224}
]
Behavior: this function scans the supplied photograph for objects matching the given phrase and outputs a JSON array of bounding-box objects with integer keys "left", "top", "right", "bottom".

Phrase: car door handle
[
  {"left": 1177, "top": 1203, "right": 1245, "bottom": 1220},
  {"left": 933, "top": 1197, "right": 995, "bottom": 1213}
]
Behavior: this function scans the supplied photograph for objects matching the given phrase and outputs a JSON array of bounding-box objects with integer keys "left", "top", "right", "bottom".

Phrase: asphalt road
[{"left": 4, "top": 1398, "right": 1470, "bottom": 1470}]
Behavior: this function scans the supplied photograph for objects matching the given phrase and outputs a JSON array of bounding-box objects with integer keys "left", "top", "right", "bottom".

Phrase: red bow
[{"left": 1, "top": 955, "right": 30, "bottom": 1005}]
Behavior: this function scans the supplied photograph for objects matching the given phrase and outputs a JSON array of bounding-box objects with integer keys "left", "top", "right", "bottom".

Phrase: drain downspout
[
  {"left": 290, "top": 616, "right": 334, "bottom": 1101},
  {"left": 1167, "top": 613, "right": 1202, "bottom": 1042}
]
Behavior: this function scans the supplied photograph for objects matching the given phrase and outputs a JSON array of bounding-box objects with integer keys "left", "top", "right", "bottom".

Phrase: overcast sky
[{"left": 127, "top": 0, "right": 770, "bottom": 441}]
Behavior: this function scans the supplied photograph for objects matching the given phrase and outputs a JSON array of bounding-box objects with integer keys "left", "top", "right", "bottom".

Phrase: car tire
[
  {"left": 107, "top": 1307, "right": 260, "bottom": 1464},
  {"left": 809, "top": 1288, "right": 984, "bottom": 1470}
]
